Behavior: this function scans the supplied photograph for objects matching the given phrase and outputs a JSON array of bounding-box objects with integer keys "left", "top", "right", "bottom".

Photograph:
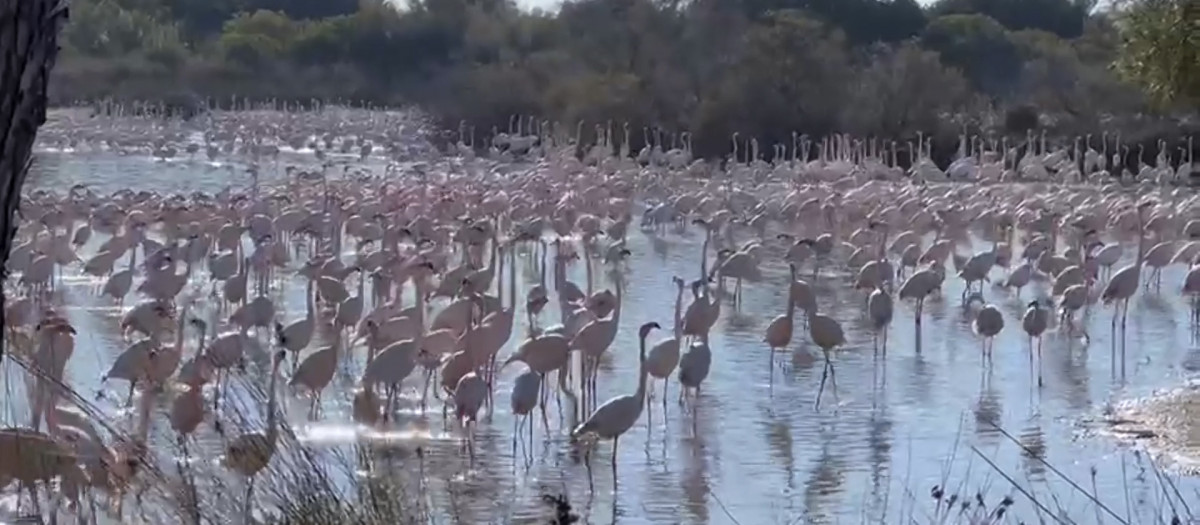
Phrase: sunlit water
[{"left": 6, "top": 145, "right": 1200, "bottom": 524}]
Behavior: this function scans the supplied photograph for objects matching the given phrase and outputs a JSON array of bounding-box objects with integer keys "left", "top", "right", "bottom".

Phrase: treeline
[{"left": 53, "top": 0, "right": 1197, "bottom": 162}]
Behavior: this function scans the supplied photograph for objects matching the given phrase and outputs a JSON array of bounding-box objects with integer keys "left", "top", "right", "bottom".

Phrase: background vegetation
[{"left": 53, "top": 0, "right": 1198, "bottom": 161}]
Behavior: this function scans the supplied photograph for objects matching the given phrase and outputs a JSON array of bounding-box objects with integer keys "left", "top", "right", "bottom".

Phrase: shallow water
[{"left": 8, "top": 144, "right": 1200, "bottom": 524}]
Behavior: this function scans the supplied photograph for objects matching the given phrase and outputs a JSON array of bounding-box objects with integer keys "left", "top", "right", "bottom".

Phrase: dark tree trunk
[{"left": 0, "top": 0, "right": 69, "bottom": 363}]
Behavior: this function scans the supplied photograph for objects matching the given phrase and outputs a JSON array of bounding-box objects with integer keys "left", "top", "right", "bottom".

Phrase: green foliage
[
  {"left": 921, "top": 14, "right": 1022, "bottom": 96},
  {"left": 725, "top": 12, "right": 851, "bottom": 136},
  {"left": 246, "top": 0, "right": 362, "bottom": 20},
  {"left": 841, "top": 43, "right": 972, "bottom": 137},
  {"left": 930, "top": 0, "right": 1095, "bottom": 38},
  {"left": 52, "top": 0, "right": 1188, "bottom": 159},
  {"left": 743, "top": 0, "right": 929, "bottom": 45},
  {"left": 64, "top": 0, "right": 181, "bottom": 57},
  {"left": 161, "top": 0, "right": 243, "bottom": 38},
  {"left": 1113, "top": 0, "right": 1199, "bottom": 108},
  {"left": 218, "top": 10, "right": 303, "bottom": 67}
]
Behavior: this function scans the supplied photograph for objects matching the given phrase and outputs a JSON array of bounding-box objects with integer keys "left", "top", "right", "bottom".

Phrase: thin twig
[
  {"left": 1146, "top": 454, "right": 1191, "bottom": 520},
  {"left": 709, "top": 487, "right": 741, "bottom": 525},
  {"left": 982, "top": 417, "right": 1128, "bottom": 524},
  {"left": 1090, "top": 467, "right": 1105, "bottom": 525},
  {"left": 969, "top": 445, "right": 1068, "bottom": 525},
  {"left": 1122, "top": 455, "right": 1135, "bottom": 525}
]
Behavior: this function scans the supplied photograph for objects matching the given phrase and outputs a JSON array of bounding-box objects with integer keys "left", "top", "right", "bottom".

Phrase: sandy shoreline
[{"left": 1105, "top": 381, "right": 1200, "bottom": 476}]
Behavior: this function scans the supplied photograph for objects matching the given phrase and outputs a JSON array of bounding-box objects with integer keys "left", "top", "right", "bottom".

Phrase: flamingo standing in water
[{"left": 571, "top": 321, "right": 658, "bottom": 489}]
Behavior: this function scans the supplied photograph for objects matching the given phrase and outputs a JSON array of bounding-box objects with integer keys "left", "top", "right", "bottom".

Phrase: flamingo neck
[
  {"left": 612, "top": 278, "right": 624, "bottom": 323},
  {"left": 134, "top": 389, "right": 155, "bottom": 444},
  {"left": 584, "top": 237, "right": 594, "bottom": 295},
  {"left": 673, "top": 287, "right": 684, "bottom": 339},
  {"left": 487, "top": 234, "right": 499, "bottom": 274},
  {"left": 174, "top": 303, "right": 188, "bottom": 351},
  {"left": 496, "top": 249, "right": 505, "bottom": 306},
  {"left": 634, "top": 336, "right": 649, "bottom": 403},
  {"left": 553, "top": 246, "right": 566, "bottom": 291},
  {"left": 305, "top": 279, "right": 316, "bottom": 321},
  {"left": 508, "top": 246, "right": 517, "bottom": 311},
  {"left": 1136, "top": 212, "right": 1147, "bottom": 266},
  {"left": 265, "top": 361, "right": 282, "bottom": 446},
  {"left": 538, "top": 243, "right": 547, "bottom": 287},
  {"left": 414, "top": 279, "right": 427, "bottom": 337}
]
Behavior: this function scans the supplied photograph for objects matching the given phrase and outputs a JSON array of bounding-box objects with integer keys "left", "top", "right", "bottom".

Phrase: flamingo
[
  {"left": 223, "top": 350, "right": 286, "bottom": 522},
  {"left": 646, "top": 277, "right": 685, "bottom": 414},
  {"left": 764, "top": 265, "right": 799, "bottom": 379},
  {"left": 1022, "top": 300, "right": 1049, "bottom": 387},
  {"left": 571, "top": 321, "right": 658, "bottom": 489}
]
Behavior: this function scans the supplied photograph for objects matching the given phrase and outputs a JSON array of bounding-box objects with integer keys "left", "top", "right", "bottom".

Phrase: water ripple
[{"left": 7, "top": 149, "right": 1199, "bottom": 524}]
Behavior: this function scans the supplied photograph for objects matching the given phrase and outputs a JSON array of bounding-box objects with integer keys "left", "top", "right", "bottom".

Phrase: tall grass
[
  {"left": 872, "top": 415, "right": 1197, "bottom": 525},
  {"left": 2, "top": 318, "right": 1197, "bottom": 524}
]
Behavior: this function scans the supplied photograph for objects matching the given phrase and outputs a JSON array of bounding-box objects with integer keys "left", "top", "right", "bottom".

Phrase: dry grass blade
[
  {"left": 981, "top": 417, "right": 1129, "bottom": 524},
  {"left": 969, "top": 445, "right": 1068, "bottom": 525}
]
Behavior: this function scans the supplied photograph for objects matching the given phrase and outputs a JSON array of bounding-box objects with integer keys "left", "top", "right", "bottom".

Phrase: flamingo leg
[
  {"left": 1037, "top": 336, "right": 1044, "bottom": 388},
  {"left": 827, "top": 352, "right": 839, "bottom": 405},
  {"left": 431, "top": 368, "right": 441, "bottom": 400},
  {"left": 646, "top": 384, "right": 654, "bottom": 431},
  {"left": 769, "top": 346, "right": 775, "bottom": 384},
  {"left": 1028, "top": 335, "right": 1034, "bottom": 381},
  {"left": 662, "top": 377, "right": 669, "bottom": 416},
  {"left": 815, "top": 359, "right": 829, "bottom": 411},
  {"left": 421, "top": 369, "right": 432, "bottom": 412},
  {"left": 243, "top": 476, "right": 256, "bottom": 525},
  {"left": 527, "top": 412, "right": 535, "bottom": 461},
  {"left": 1121, "top": 298, "right": 1131, "bottom": 333},
  {"left": 512, "top": 417, "right": 519, "bottom": 459},
  {"left": 611, "top": 436, "right": 620, "bottom": 482},
  {"left": 583, "top": 447, "right": 594, "bottom": 492}
]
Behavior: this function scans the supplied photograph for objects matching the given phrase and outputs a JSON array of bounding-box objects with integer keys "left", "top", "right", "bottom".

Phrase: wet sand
[{"left": 1109, "top": 382, "right": 1200, "bottom": 475}]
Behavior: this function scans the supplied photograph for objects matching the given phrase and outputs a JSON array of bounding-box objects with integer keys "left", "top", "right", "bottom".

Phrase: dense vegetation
[
  {"left": 54, "top": 0, "right": 1197, "bottom": 160},
  {"left": 1111, "top": 0, "right": 1198, "bottom": 109}
]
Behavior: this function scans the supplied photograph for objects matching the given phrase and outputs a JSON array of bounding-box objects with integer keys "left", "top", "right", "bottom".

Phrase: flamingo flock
[{"left": 0, "top": 106, "right": 1197, "bottom": 522}]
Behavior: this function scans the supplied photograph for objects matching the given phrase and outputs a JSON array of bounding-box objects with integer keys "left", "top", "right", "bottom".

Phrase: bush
[
  {"left": 1004, "top": 105, "right": 1041, "bottom": 133},
  {"left": 51, "top": 0, "right": 1191, "bottom": 160}
]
